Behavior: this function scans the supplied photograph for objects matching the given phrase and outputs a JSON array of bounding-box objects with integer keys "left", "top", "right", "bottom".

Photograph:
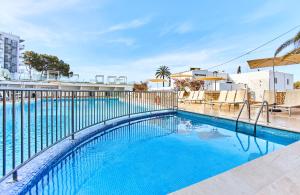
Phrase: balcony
[{"left": 19, "top": 44, "right": 25, "bottom": 50}]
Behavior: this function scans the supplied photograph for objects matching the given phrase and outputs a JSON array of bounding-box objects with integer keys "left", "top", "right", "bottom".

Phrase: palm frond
[
  {"left": 274, "top": 38, "right": 294, "bottom": 57},
  {"left": 282, "top": 47, "right": 300, "bottom": 61},
  {"left": 294, "top": 31, "right": 300, "bottom": 44},
  {"left": 155, "top": 65, "right": 171, "bottom": 78},
  {"left": 295, "top": 47, "right": 300, "bottom": 54},
  {"left": 155, "top": 72, "right": 162, "bottom": 78}
]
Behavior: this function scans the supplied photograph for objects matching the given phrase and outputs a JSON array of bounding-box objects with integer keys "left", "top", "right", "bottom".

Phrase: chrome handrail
[
  {"left": 254, "top": 101, "right": 270, "bottom": 136},
  {"left": 235, "top": 100, "right": 250, "bottom": 131}
]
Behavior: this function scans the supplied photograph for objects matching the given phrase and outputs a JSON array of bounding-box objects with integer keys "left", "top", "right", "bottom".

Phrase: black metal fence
[{"left": 0, "top": 89, "right": 177, "bottom": 180}]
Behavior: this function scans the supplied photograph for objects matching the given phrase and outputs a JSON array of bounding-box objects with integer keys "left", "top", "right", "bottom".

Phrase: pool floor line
[{"left": 0, "top": 110, "right": 176, "bottom": 195}]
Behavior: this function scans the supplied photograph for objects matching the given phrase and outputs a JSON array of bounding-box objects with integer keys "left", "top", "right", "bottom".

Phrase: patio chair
[
  {"left": 276, "top": 90, "right": 300, "bottom": 116},
  {"left": 178, "top": 91, "right": 185, "bottom": 102},
  {"left": 229, "top": 90, "right": 246, "bottom": 103},
  {"left": 220, "top": 90, "right": 238, "bottom": 110},
  {"left": 195, "top": 91, "right": 206, "bottom": 103},
  {"left": 184, "top": 91, "right": 196, "bottom": 103},
  {"left": 189, "top": 91, "right": 200, "bottom": 103},
  {"left": 207, "top": 91, "right": 228, "bottom": 108},
  {"left": 252, "top": 90, "right": 275, "bottom": 108}
]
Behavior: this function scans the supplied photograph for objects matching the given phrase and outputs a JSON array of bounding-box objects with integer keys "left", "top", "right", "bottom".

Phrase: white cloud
[
  {"left": 0, "top": 0, "right": 85, "bottom": 46},
  {"left": 106, "top": 37, "right": 136, "bottom": 46},
  {"left": 0, "top": 0, "right": 81, "bottom": 20},
  {"left": 82, "top": 17, "right": 151, "bottom": 46},
  {"left": 175, "top": 22, "right": 193, "bottom": 34},
  {"left": 243, "top": 0, "right": 287, "bottom": 23},
  {"left": 160, "top": 22, "right": 193, "bottom": 36},
  {"left": 72, "top": 48, "right": 224, "bottom": 82},
  {"left": 107, "top": 18, "right": 150, "bottom": 32},
  {"left": 88, "top": 17, "right": 151, "bottom": 36}
]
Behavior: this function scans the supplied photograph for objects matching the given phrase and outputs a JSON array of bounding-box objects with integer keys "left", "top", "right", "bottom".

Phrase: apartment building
[
  {"left": 0, "top": 31, "right": 25, "bottom": 78},
  {"left": 230, "top": 70, "right": 294, "bottom": 101}
]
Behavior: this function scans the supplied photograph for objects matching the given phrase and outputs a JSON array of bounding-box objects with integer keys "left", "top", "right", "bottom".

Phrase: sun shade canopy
[
  {"left": 170, "top": 74, "right": 193, "bottom": 78},
  {"left": 197, "top": 76, "right": 226, "bottom": 81},
  {"left": 148, "top": 78, "right": 167, "bottom": 83},
  {"left": 247, "top": 54, "right": 300, "bottom": 69}
]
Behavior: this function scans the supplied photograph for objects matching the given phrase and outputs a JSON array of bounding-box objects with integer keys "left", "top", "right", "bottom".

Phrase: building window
[{"left": 287, "top": 79, "right": 290, "bottom": 85}]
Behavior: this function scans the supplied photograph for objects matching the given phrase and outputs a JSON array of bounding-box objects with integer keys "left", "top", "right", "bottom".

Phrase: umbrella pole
[
  {"left": 271, "top": 59, "right": 281, "bottom": 112},
  {"left": 215, "top": 81, "right": 216, "bottom": 91}
]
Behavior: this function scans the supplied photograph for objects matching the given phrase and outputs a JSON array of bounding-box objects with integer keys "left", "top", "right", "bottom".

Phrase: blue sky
[{"left": 0, "top": 0, "right": 300, "bottom": 82}]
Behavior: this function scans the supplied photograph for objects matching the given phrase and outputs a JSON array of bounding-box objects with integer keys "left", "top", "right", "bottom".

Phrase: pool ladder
[
  {"left": 236, "top": 100, "right": 270, "bottom": 136},
  {"left": 235, "top": 100, "right": 251, "bottom": 131},
  {"left": 253, "top": 101, "right": 270, "bottom": 135}
]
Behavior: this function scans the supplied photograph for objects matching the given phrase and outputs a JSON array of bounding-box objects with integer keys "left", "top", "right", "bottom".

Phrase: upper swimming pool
[
  {"left": 21, "top": 111, "right": 300, "bottom": 195},
  {"left": 0, "top": 98, "right": 153, "bottom": 173}
]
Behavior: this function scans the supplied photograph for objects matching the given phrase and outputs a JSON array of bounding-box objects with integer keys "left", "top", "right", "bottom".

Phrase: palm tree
[
  {"left": 237, "top": 66, "right": 241, "bottom": 74},
  {"left": 275, "top": 31, "right": 300, "bottom": 58},
  {"left": 270, "top": 31, "right": 300, "bottom": 109},
  {"left": 155, "top": 65, "right": 171, "bottom": 87}
]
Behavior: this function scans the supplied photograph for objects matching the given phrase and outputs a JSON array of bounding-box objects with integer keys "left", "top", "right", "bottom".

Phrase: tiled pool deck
[{"left": 172, "top": 103, "right": 300, "bottom": 195}]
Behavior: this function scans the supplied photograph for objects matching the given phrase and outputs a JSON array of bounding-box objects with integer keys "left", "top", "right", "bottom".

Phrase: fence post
[
  {"left": 2, "top": 90, "right": 6, "bottom": 176},
  {"left": 12, "top": 90, "right": 17, "bottom": 181},
  {"left": 176, "top": 91, "right": 178, "bottom": 110},
  {"left": 128, "top": 91, "right": 131, "bottom": 118},
  {"left": 71, "top": 91, "right": 75, "bottom": 140}
]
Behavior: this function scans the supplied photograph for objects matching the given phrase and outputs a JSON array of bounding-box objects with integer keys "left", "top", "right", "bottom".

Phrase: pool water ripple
[{"left": 22, "top": 112, "right": 300, "bottom": 195}]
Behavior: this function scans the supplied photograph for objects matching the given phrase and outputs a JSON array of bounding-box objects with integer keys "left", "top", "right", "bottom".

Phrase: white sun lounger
[
  {"left": 252, "top": 90, "right": 276, "bottom": 107},
  {"left": 184, "top": 91, "right": 196, "bottom": 103},
  {"left": 276, "top": 90, "right": 300, "bottom": 116},
  {"left": 207, "top": 91, "right": 228, "bottom": 108},
  {"left": 219, "top": 90, "right": 237, "bottom": 110},
  {"left": 196, "top": 91, "right": 206, "bottom": 103},
  {"left": 178, "top": 91, "right": 185, "bottom": 102},
  {"left": 188, "top": 91, "right": 201, "bottom": 103}
]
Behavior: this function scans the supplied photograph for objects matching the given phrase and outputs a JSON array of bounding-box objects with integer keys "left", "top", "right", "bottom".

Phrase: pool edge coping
[{"left": 0, "top": 110, "right": 176, "bottom": 195}]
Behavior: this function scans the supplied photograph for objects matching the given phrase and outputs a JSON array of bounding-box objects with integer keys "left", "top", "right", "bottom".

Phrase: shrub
[
  {"left": 133, "top": 82, "right": 148, "bottom": 91},
  {"left": 294, "top": 81, "right": 300, "bottom": 89},
  {"left": 173, "top": 79, "right": 204, "bottom": 91}
]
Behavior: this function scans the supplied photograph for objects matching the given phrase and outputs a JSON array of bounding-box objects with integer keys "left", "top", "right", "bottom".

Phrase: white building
[
  {"left": 230, "top": 70, "right": 293, "bottom": 101},
  {"left": 171, "top": 68, "right": 243, "bottom": 91},
  {"left": 0, "top": 80, "right": 133, "bottom": 91},
  {"left": 0, "top": 31, "right": 25, "bottom": 79}
]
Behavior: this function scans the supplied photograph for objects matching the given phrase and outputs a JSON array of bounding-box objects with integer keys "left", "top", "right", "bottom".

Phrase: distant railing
[{"left": 0, "top": 89, "right": 177, "bottom": 181}]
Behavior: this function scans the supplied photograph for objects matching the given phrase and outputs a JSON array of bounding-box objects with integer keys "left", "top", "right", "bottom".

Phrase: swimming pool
[
  {"left": 21, "top": 111, "right": 300, "bottom": 195},
  {"left": 0, "top": 97, "right": 154, "bottom": 176}
]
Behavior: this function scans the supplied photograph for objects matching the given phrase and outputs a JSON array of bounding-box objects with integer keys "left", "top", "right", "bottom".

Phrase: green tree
[
  {"left": 275, "top": 31, "right": 300, "bottom": 58},
  {"left": 23, "top": 51, "right": 71, "bottom": 78},
  {"left": 23, "top": 51, "right": 43, "bottom": 79},
  {"left": 155, "top": 65, "right": 171, "bottom": 87},
  {"left": 294, "top": 81, "right": 300, "bottom": 89}
]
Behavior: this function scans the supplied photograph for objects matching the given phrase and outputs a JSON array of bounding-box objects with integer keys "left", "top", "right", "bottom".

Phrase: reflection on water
[
  {"left": 22, "top": 115, "right": 297, "bottom": 195},
  {"left": 25, "top": 116, "right": 179, "bottom": 195},
  {"left": 197, "top": 129, "right": 231, "bottom": 140}
]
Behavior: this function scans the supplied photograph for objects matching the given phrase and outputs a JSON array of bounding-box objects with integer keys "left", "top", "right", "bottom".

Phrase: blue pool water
[
  {"left": 0, "top": 98, "right": 151, "bottom": 175},
  {"left": 23, "top": 111, "right": 300, "bottom": 195}
]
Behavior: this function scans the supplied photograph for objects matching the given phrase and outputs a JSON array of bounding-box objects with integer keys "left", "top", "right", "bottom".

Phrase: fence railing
[{"left": 0, "top": 89, "right": 177, "bottom": 180}]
